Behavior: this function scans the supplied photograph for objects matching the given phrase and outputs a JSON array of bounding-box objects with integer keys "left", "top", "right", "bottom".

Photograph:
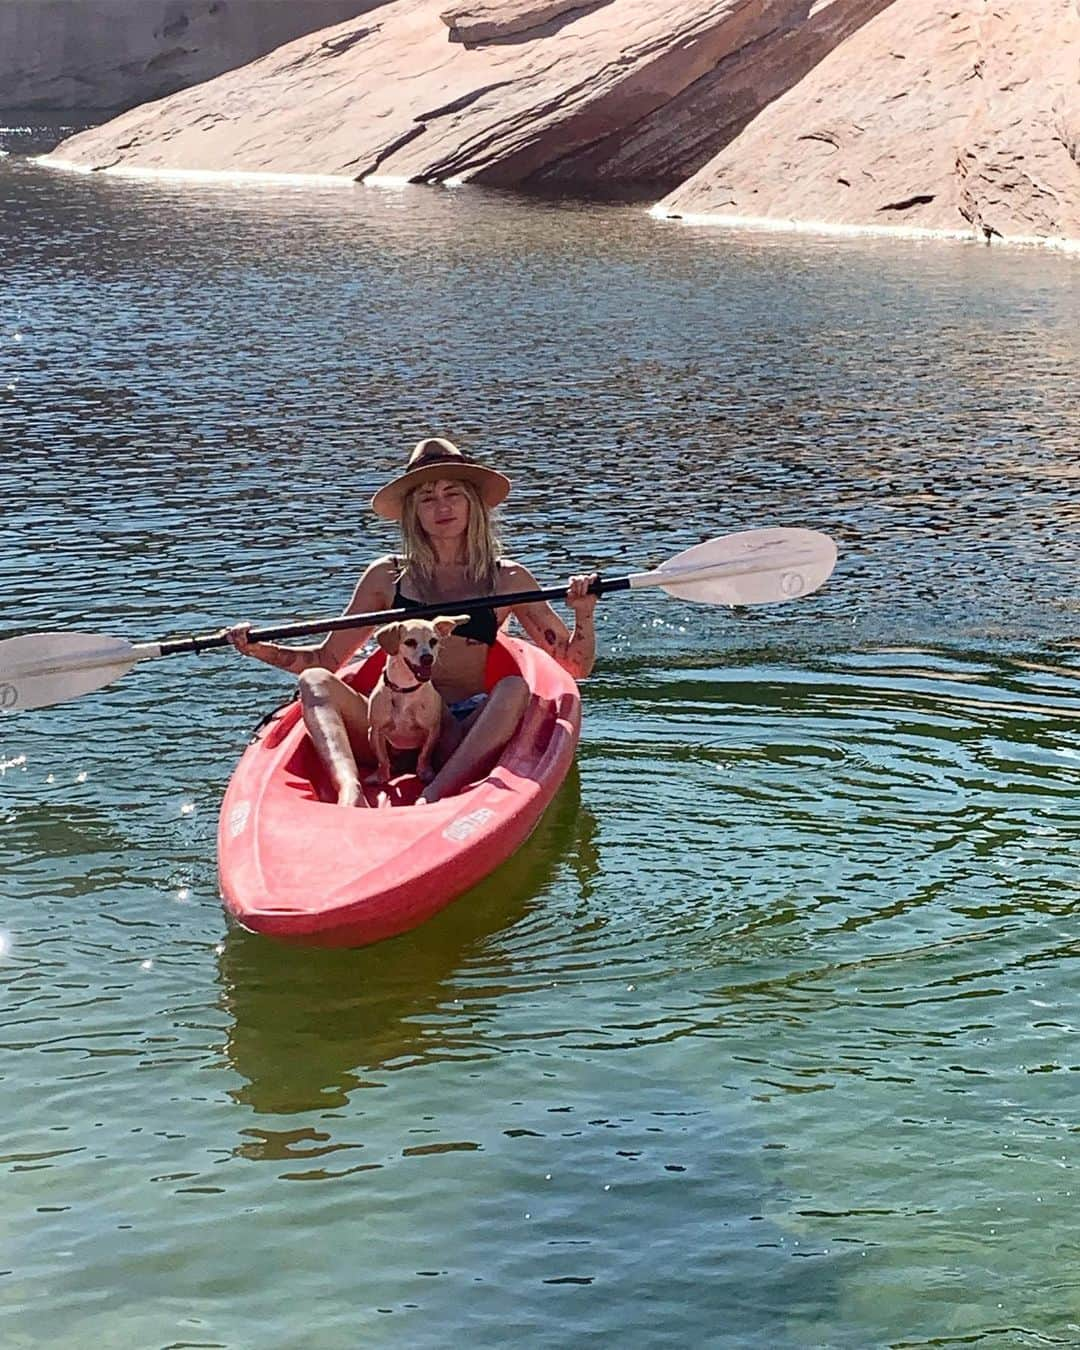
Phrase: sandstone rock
[
  {"left": 657, "top": 0, "right": 1080, "bottom": 244},
  {"left": 535, "top": 0, "right": 897, "bottom": 190},
  {"left": 439, "top": 0, "right": 602, "bottom": 44},
  {"left": 48, "top": 0, "right": 893, "bottom": 188},
  {"left": 42, "top": 0, "right": 1080, "bottom": 245},
  {"left": 0, "top": 0, "right": 384, "bottom": 112}
]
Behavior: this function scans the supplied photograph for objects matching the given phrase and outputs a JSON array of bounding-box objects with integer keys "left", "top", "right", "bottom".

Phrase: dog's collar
[{"left": 384, "top": 673, "right": 424, "bottom": 694}]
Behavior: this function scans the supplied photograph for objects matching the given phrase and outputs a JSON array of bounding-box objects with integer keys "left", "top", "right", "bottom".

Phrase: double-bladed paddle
[{"left": 0, "top": 527, "right": 837, "bottom": 713}]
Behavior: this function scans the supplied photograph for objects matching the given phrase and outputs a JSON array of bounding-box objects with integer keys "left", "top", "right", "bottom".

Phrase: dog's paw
[{"left": 417, "top": 763, "right": 436, "bottom": 785}]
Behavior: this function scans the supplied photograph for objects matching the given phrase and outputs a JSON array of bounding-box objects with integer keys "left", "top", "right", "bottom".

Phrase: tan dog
[{"left": 367, "top": 615, "right": 468, "bottom": 785}]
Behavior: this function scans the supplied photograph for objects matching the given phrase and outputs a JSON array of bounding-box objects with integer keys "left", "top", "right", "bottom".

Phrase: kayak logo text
[{"left": 443, "top": 808, "right": 495, "bottom": 843}]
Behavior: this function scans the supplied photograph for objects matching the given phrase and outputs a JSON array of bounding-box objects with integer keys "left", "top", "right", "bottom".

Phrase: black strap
[{"left": 384, "top": 674, "right": 422, "bottom": 694}]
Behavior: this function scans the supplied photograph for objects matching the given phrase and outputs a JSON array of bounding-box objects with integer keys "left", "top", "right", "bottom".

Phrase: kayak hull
[{"left": 217, "top": 636, "right": 581, "bottom": 948}]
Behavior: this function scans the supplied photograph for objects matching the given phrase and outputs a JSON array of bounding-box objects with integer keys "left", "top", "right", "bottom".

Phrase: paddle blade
[
  {"left": 647, "top": 528, "right": 838, "bottom": 606},
  {"left": 0, "top": 632, "right": 152, "bottom": 712}
]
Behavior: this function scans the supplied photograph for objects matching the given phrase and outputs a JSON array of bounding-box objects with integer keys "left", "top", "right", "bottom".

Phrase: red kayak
[{"left": 217, "top": 636, "right": 581, "bottom": 948}]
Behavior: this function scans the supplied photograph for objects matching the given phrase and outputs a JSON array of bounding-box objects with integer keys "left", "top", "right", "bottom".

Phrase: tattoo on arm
[
  {"left": 516, "top": 604, "right": 569, "bottom": 658},
  {"left": 542, "top": 625, "right": 570, "bottom": 659}
]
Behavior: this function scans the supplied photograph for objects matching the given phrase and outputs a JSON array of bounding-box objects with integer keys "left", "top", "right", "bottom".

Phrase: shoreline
[
  {"left": 31, "top": 154, "right": 1080, "bottom": 254},
  {"left": 35, "top": 155, "right": 439, "bottom": 194},
  {"left": 35, "top": 154, "right": 356, "bottom": 188},
  {"left": 650, "top": 205, "right": 1080, "bottom": 255}
]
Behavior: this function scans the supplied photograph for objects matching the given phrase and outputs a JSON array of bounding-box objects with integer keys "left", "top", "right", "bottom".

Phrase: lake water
[{"left": 1, "top": 116, "right": 1078, "bottom": 1348}]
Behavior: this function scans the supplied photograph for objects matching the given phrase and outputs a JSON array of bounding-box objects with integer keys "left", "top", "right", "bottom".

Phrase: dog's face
[{"left": 375, "top": 615, "right": 470, "bottom": 683}]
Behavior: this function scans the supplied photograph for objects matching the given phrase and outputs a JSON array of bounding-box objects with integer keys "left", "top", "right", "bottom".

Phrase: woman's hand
[
  {"left": 225, "top": 622, "right": 258, "bottom": 658},
  {"left": 566, "top": 574, "right": 599, "bottom": 621}
]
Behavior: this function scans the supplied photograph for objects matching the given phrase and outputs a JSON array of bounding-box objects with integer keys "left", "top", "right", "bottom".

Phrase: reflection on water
[
  {"left": 1, "top": 140, "right": 1078, "bottom": 1348},
  {"left": 219, "top": 773, "right": 597, "bottom": 1114}
]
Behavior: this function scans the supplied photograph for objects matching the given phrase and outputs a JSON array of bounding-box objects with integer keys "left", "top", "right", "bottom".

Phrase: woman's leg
[
  {"left": 419, "top": 676, "right": 529, "bottom": 805},
  {"left": 297, "top": 669, "right": 372, "bottom": 807}
]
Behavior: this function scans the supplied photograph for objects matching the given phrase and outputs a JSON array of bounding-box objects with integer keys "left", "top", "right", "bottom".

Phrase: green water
[{"left": 1, "top": 124, "right": 1078, "bottom": 1347}]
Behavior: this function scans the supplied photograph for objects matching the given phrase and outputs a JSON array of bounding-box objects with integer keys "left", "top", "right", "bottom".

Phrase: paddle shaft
[
  {"left": 157, "top": 542, "right": 831, "bottom": 657},
  {"left": 1, "top": 529, "right": 837, "bottom": 712},
  {"left": 156, "top": 576, "right": 627, "bottom": 656}
]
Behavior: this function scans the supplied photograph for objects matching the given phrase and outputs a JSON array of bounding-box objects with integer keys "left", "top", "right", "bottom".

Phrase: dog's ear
[
  {"left": 375, "top": 622, "right": 402, "bottom": 654},
  {"left": 433, "top": 614, "right": 471, "bottom": 637}
]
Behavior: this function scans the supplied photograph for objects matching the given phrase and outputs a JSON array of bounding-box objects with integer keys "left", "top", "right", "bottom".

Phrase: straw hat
[{"left": 370, "top": 438, "right": 511, "bottom": 521}]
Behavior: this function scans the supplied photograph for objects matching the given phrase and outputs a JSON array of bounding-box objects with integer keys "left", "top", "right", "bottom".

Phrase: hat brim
[{"left": 371, "top": 461, "right": 511, "bottom": 521}]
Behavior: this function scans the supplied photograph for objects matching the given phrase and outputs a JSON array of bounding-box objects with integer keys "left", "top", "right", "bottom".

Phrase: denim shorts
[{"left": 447, "top": 693, "right": 488, "bottom": 722}]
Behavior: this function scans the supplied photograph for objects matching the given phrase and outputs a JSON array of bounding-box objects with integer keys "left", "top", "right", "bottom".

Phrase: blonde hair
[{"left": 398, "top": 478, "right": 502, "bottom": 594}]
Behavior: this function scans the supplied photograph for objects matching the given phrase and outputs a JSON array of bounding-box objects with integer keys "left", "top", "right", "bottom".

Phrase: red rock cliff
[
  {"left": 46, "top": 0, "right": 1080, "bottom": 247},
  {"left": 657, "top": 0, "right": 1080, "bottom": 245},
  {"left": 42, "top": 1, "right": 915, "bottom": 184}
]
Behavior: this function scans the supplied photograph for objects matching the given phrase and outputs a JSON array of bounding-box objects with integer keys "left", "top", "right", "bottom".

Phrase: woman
[{"left": 227, "top": 437, "right": 597, "bottom": 807}]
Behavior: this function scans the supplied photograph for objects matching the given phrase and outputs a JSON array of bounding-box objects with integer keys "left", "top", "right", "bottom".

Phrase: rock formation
[
  {"left": 533, "top": 0, "right": 898, "bottom": 192},
  {"left": 439, "top": 0, "right": 591, "bottom": 44},
  {"left": 42, "top": 0, "right": 904, "bottom": 184},
  {"left": 0, "top": 0, "right": 383, "bottom": 111},
  {"left": 657, "top": 0, "right": 1080, "bottom": 244},
  {"left": 43, "top": 0, "right": 1080, "bottom": 247}
]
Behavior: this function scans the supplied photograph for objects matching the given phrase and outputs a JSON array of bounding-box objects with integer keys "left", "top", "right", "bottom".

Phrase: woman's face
[{"left": 413, "top": 478, "right": 470, "bottom": 541}]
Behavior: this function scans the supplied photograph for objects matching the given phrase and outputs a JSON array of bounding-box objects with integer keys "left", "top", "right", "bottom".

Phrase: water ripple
[{"left": 2, "top": 141, "right": 1079, "bottom": 1348}]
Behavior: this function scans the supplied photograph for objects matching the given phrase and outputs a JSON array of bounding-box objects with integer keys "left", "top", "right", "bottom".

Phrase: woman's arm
[
  {"left": 226, "top": 557, "right": 396, "bottom": 675},
  {"left": 504, "top": 562, "right": 597, "bottom": 679}
]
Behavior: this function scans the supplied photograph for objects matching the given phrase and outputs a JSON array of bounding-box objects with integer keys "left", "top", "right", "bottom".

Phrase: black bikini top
[{"left": 391, "top": 576, "right": 499, "bottom": 646}]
